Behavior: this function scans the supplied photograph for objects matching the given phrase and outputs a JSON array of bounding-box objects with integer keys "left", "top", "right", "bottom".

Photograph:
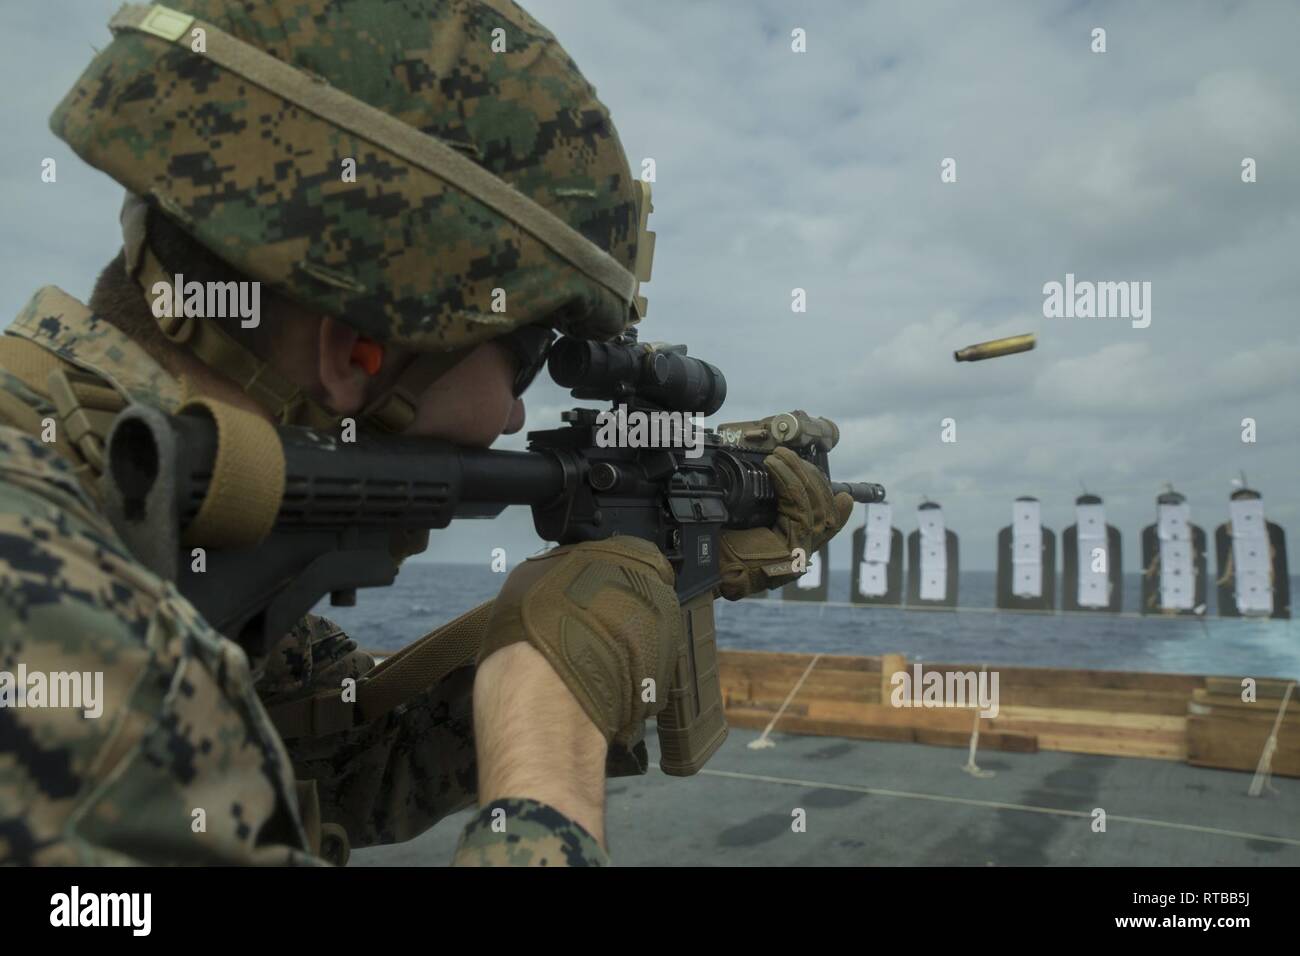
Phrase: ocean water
[{"left": 313, "top": 564, "right": 1300, "bottom": 681}]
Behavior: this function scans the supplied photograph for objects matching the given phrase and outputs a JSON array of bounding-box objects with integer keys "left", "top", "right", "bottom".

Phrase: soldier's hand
[
  {"left": 718, "top": 446, "right": 853, "bottom": 600},
  {"left": 478, "top": 537, "right": 682, "bottom": 748}
]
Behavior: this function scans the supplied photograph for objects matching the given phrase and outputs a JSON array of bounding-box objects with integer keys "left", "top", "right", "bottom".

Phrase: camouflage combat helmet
[{"left": 50, "top": 0, "right": 655, "bottom": 428}]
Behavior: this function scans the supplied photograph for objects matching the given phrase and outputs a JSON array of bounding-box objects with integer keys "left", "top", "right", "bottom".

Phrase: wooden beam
[{"left": 724, "top": 707, "right": 1038, "bottom": 753}]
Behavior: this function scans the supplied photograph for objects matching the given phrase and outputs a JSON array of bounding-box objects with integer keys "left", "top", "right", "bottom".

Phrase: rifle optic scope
[{"left": 548, "top": 337, "right": 727, "bottom": 416}]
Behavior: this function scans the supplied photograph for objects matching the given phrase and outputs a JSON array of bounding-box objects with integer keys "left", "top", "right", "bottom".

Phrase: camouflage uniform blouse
[{"left": 0, "top": 286, "right": 606, "bottom": 866}]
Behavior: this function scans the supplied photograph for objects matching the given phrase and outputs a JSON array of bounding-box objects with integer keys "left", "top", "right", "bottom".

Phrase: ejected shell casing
[{"left": 953, "top": 333, "right": 1037, "bottom": 363}]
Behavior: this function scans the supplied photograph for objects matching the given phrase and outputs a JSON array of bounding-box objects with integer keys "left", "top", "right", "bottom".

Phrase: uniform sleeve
[
  {"left": 0, "top": 426, "right": 320, "bottom": 866},
  {"left": 259, "top": 613, "right": 651, "bottom": 856},
  {"left": 257, "top": 616, "right": 480, "bottom": 848},
  {"left": 451, "top": 797, "right": 608, "bottom": 866}
]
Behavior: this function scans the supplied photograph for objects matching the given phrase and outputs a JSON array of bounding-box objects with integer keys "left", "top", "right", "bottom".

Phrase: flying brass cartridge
[{"left": 954, "top": 333, "right": 1037, "bottom": 362}]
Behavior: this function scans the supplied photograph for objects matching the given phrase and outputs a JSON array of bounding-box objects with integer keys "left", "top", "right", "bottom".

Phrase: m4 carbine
[{"left": 101, "top": 332, "right": 884, "bottom": 775}]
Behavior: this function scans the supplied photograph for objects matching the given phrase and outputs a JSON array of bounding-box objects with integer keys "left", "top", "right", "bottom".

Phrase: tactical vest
[
  {"left": 0, "top": 287, "right": 183, "bottom": 494},
  {"left": 0, "top": 286, "right": 363, "bottom": 863},
  {"left": 0, "top": 286, "right": 517, "bottom": 860}
]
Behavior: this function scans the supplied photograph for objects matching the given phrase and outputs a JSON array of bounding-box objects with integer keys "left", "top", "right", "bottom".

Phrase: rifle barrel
[{"left": 832, "top": 481, "right": 886, "bottom": 503}]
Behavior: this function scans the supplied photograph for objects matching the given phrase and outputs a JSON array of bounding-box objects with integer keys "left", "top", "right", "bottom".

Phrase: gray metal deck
[{"left": 352, "top": 723, "right": 1300, "bottom": 866}]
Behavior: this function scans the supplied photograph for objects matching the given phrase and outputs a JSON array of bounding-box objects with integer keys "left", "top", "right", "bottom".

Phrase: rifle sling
[{"left": 267, "top": 600, "right": 492, "bottom": 739}]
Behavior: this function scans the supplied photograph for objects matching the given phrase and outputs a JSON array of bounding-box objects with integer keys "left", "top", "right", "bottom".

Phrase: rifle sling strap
[{"left": 267, "top": 599, "right": 493, "bottom": 739}]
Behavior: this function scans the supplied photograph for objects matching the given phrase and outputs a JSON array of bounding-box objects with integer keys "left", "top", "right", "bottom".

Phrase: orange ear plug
[{"left": 350, "top": 338, "right": 384, "bottom": 376}]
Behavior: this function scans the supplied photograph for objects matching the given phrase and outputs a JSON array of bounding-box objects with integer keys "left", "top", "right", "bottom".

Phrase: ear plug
[{"left": 350, "top": 337, "right": 384, "bottom": 376}]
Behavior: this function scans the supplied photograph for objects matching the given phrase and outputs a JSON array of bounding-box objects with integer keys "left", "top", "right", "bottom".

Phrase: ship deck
[{"left": 351, "top": 721, "right": 1300, "bottom": 866}]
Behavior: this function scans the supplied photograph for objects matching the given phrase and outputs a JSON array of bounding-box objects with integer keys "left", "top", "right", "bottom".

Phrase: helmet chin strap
[
  {"left": 354, "top": 347, "right": 473, "bottom": 434},
  {"left": 121, "top": 191, "right": 469, "bottom": 433}
]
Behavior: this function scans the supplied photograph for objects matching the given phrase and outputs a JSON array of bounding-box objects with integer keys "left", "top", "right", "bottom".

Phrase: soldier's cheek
[{"left": 405, "top": 346, "right": 520, "bottom": 446}]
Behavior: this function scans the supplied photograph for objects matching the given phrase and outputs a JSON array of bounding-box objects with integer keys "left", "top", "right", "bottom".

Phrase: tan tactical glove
[
  {"left": 718, "top": 446, "right": 854, "bottom": 600},
  {"left": 478, "top": 537, "right": 682, "bottom": 747}
]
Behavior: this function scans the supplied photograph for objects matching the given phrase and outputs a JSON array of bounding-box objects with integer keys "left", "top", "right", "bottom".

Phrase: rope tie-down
[
  {"left": 960, "top": 662, "right": 996, "bottom": 778},
  {"left": 747, "top": 654, "right": 823, "bottom": 751},
  {"left": 1248, "top": 680, "right": 1295, "bottom": 798}
]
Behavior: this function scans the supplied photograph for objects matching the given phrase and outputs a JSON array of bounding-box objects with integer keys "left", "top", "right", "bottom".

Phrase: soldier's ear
[{"left": 318, "top": 315, "right": 368, "bottom": 414}]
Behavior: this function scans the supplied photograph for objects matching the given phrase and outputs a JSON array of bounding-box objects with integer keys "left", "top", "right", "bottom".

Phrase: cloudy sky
[{"left": 2, "top": 1, "right": 1296, "bottom": 573}]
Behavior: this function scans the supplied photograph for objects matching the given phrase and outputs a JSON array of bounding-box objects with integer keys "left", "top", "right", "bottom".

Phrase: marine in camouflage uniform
[
  {"left": 0, "top": 284, "right": 608, "bottom": 864},
  {"left": 0, "top": 0, "right": 645, "bottom": 866},
  {"left": 1, "top": 0, "right": 852, "bottom": 867}
]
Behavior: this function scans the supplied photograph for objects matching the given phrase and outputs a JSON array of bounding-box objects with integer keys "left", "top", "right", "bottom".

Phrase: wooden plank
[
  {"left": 720, "top": 661, "right": 874, "bottom": 682},
  {"left": 1190, "top": 689, "right": 1300, "bottom": 721},
  {"left": 1203, "top": 677, "right": 1296, "bottom": 700},
  {"left": 880, "top": 652, "right": 907, "bottom": 704},
  {"left": 724, "top": 707, "right": 1038, "bottom": 753},
  {"left": 721, "top": 685, "right": 880, "bottom": 710},
  {"left": 720, "top": 650, "right": 879, "bottom": 673},
  {"left": 717, "top": 648, "right": 1300, "bottom": 771},
  {"left": 723, "top": 650, "right": 1211, "bottom": 694},
  {"left": 923, "top": 662, "right": 1205, "bottom": 694},
  {"left": 726, "top": 677, "right": 1192, "bottom": 715},
  {"left": 722, "top": 698, "right": 810, "bottom": 717},
  {"left": 725, "top": 653, "right": 1199, "bottom": 702},
  {"left": 992, "top": 685, "right": 1191, "bottom": 716},
  {"left": 721, "top": 661, "right": 880, "bottom": 683},
  {"left": 992, "top": 705, "right": 1184, "bottom": 732},
  {"left": 729, "top": 697, "right": 1181, "bottom": 754},
  {"left": 723, "top": 653, "right": 1196, "bottom": 715},
  {"left": 913, "top": 726, "right": 1036, "bottom": 753},
  {"left": 993, "top": 719, "right": 1185, "bottom": 748},
  {"left": 726, "top": 707, "right": 914, "bottom": 744},
  {"left": 1187, "top": 714, "right": 1300, "bottom": 777},
  {"left": 805, "top": 700, "right": 980, "bottom": 731},
  {"left": 1035, "top": 733, "right": 1186, "bottom": 761},
  {"left": 721, "top": 670, "right": 881, "bottom": 701}
]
